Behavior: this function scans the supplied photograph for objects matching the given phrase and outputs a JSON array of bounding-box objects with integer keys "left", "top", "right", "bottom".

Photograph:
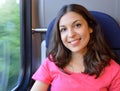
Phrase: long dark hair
[{"left": 47, "top": 4, "right": 116, "bottom": 78}]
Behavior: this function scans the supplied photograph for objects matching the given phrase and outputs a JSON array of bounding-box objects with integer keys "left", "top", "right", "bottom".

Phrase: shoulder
[
  {"left": 40, "top": 57, "right": 60, "bottom": 73},
  {"left": 98, "top": 59, "right": 120, "bottom": 84},
  {"left": 32, "top": 57, "right": 54, "bottom": 76},
  {"left": 105, "top": 59, "right": 120, "bottom": 90},
  {"left": 104, "top": 59, "right": 120, "bottom": 78},
  {"left": 42, "top": 57, "right": 56, "bottom": 68},
  {"left": 32, "top": 57, "right": 59, "bottom": 84},
  {"left": 108, "top": 59, "right": 120, "bottom": 71}
]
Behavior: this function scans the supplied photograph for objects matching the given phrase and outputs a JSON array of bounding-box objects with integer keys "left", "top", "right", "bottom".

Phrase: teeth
[
  {"left": 68, "top": 37, "right": 81, "bottom": 44},
  {"left": 69, "top": 38, "right": 81, "bottom": 43}
]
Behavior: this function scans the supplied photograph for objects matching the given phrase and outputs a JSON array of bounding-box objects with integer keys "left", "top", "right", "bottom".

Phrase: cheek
[
  {"left": 84, "top": 32, "right": 90, "bottom": 40},
  {"left": 80, "top": 30, "right": 91, "bottom": 42},
  {"left": 84, "top": 33, "right": 91, "bottom": 45},
  {"left": 80, "top": 28, "right": 91, "bottom": 37},
  {"left": 60, "top": 33, "right": 64, "bottom": 40},
  {"left": 60, "top": 34, "right": 67, "bottom": 44}
]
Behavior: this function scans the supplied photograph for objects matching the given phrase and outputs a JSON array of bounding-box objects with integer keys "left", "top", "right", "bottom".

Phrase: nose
[{"left": 68, "top": 28, "right": 76, "bottom": 37}]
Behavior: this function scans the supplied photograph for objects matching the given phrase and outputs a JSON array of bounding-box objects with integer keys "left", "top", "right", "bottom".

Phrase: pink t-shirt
[{"left": 32, "top": 58, "right": 120, "bottom": 91}]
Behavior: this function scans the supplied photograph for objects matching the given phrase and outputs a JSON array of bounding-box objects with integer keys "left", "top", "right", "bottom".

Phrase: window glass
[{"left": 0, "top": 0, "right": 20, "bottom": 91}]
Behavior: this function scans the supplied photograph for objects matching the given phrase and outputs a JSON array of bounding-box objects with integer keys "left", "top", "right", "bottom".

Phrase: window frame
[{"left": 11, "top": 0, "right": 32, "bottom": 90}]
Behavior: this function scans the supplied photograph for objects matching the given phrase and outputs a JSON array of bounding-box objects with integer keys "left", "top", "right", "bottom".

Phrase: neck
[
  {"left": 65, "top": 53, "right": 85, "bottom": 73},
  {"left": 71, "top": 47, "right": 87, "bottom": 63},
  {"left": 65, "top": 48, "right": 87, "bottom": 73}
]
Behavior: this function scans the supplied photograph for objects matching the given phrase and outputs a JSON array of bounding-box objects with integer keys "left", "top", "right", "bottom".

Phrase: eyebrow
[
  {"left": 72, "top": 20, "right": 81, "bottom": 24},
  {"left": 59, "top": 19, "right": 81, "bottom": 28}
]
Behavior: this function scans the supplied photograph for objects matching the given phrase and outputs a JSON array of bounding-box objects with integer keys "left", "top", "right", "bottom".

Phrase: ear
[{"left": 89, "top": 27, "right": 93, "bottom": 33}]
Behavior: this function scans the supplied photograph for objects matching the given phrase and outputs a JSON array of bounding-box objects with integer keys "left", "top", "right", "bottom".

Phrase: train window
[
  {"left": 0, "top": 0, "right": 20, "bottom": 91},
  {"left": 0, "top": 0, "right": 32, "bottom": 91}
]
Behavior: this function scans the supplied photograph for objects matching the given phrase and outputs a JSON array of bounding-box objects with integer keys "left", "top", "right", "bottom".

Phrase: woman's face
[{"left": 59, "top": 11, "right": 93, "bottom": 54}]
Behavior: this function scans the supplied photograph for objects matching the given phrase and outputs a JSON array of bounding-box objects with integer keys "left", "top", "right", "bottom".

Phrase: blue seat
[
  {"left": 90, "top": 11, "right": 120, "bottom": 64},
  {"left": 46, "top": 11, "right": 120, "bottom": 91},
  {"left": 46, "top": 11, "right": 120, "bottom": 64}
]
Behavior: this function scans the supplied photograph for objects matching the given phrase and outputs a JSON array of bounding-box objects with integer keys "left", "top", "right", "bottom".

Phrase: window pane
[{"left": 0, "top": 0, "right": 20, "bottom": 91}]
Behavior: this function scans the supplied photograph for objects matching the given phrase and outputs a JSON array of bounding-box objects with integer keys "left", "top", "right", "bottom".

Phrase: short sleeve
[
  {"left": 109, "top": 61, "right": 120, "bottom": 91},
  {"left": 32, "top": 58, "right": 52, "bottom": 84}
]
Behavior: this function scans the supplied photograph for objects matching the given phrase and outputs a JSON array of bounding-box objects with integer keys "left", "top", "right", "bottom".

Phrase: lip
[
  {"left": 68, "top": 38, "right": 81, "bottom": 43},
  {"left": 68, "top": 38, "right": 81, "bottom": 46}
]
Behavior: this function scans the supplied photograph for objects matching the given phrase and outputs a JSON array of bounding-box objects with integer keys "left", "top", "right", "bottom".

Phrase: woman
[{"left": 31, "top": 4, "right": 120, "bottom": 91}]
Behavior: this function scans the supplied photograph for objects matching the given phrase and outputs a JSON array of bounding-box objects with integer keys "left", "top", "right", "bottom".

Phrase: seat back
[
  {"left": 90, "top": 11, "right": 120, "bottom": 64},
  {"left": 46, "top": 11, "right": 120, "bottom": 64}
]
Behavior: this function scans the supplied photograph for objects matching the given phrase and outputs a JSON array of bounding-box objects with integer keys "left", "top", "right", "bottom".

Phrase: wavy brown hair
[{"left": 46, "top": 4, "right": 116, "bottom": 78}]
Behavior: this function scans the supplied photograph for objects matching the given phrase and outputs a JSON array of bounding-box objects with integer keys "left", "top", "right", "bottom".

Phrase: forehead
[{"left": 59, "top": 11, "right": 85, "bottom": 25}]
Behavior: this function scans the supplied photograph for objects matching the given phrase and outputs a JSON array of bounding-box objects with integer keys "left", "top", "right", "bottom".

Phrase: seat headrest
[
  {"left": 46, "top": 11, "right": 120, "bottom": 49},
  {"left": 90, "top": 11, "right": 120, "bottom": 49}
]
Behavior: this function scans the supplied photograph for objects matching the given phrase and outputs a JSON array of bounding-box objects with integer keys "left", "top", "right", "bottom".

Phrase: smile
[{"left": 68, "top": 38, "right": 81, "bottom": 45}]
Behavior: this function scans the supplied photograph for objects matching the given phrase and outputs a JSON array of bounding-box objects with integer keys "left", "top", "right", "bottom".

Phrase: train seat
[
  {"left": 45, "top": 11, "right": 120, "bottom": 64},
  {"left": 42, "top": 11, "right": 120, "bottom": 91}
]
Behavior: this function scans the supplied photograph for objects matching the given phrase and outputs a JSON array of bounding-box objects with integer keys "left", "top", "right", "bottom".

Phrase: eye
[
  {"left": 74, "top": 23, "right": 81, "bottom": 28},
  {"left": 60, "top": 27, "right": 67, "bottom": 32}
]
